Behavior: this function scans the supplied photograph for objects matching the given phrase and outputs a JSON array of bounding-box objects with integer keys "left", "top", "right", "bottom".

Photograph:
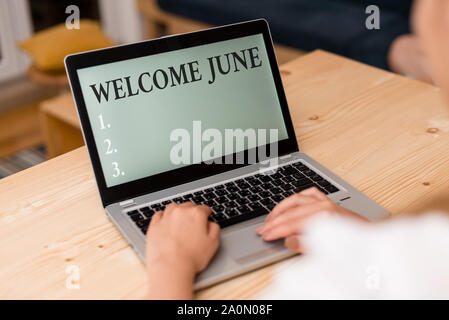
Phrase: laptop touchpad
[{"left": 223, "top": 222, "right": 285, "bottom": 263}]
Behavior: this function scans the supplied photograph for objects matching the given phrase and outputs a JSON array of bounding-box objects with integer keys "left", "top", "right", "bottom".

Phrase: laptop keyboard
[{"left": 126, "top": 161, "right": 340, "bottom": 235}]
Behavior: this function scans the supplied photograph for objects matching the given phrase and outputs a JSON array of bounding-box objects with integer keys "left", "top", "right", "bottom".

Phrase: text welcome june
[{"left": 88, "top": 46, "right": 263, "bottom": 104}]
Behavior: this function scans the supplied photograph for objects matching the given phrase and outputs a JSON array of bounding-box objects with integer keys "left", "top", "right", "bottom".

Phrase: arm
[{"left": 146, "top": 202, "right": 220, "bottom": 299}]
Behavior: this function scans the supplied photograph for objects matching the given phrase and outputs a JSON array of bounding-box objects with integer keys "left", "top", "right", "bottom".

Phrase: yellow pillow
[{"left": 19, "top": 19, "right": 115, "bottom": 72}]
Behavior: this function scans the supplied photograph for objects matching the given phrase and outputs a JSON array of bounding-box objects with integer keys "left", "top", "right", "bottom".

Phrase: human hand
[
  {"left": 146, "top": 202, "right": 220, "bottom": 299},
  {"left": 255, "top": 187, "right": 365, "bottom": 253},
  {"left": 413, "top": 0, "right": 449, "bottom": 100},
  {"left": 388, "top": 34, "right": 433, "bottom": 83}
]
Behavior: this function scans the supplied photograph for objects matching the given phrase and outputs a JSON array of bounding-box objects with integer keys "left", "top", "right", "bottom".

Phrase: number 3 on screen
[{"left": 112, "top": 162, "right": 122, "bottom": 178}]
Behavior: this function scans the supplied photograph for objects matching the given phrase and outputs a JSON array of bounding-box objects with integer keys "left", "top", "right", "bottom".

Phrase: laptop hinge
[{"left": 119, "top": 199, "right": 136, "bottom": 208}]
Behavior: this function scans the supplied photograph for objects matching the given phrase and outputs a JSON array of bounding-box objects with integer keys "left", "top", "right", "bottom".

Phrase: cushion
[{"left": 19, "top": 19, "right": 114, "bottom": 72}]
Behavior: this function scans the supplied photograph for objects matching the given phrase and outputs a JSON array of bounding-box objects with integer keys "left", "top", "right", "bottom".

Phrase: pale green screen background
[{"left": 77, "top": 34, "right": 288, "bottom": 187}]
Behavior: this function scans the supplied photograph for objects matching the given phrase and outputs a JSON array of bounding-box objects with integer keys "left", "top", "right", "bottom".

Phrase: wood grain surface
[{"left": 1, "top": 51, "right": 448, "bottom": 299}]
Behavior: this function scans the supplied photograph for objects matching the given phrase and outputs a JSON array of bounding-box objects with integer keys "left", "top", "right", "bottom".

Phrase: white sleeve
[{"left": 258, "top": 213, "right": 449, "bottom": 299}]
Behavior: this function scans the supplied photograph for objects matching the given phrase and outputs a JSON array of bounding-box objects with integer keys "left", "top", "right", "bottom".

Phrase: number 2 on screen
[{"left": 104, "top": 139, "right": 113, "bottom": 154}]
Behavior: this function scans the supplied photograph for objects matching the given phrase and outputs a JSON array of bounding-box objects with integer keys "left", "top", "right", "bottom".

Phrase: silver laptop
[{"left": 65, "top": 20, "right": 389, "bottom": 290}]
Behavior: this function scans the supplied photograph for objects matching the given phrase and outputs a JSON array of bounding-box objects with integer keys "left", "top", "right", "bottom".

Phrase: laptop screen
[{"left": 77, "top": 33, "right": 289, "bottom": 188}]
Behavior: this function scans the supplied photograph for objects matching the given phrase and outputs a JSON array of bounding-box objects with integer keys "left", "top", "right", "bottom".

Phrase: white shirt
[{"left": 260, "top": 213, "right": 449, "bottom": 299}]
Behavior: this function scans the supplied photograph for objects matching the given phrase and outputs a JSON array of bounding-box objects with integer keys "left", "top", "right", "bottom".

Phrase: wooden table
[{"left": 1, "top": 51, "right": 449, "bottom": 299}]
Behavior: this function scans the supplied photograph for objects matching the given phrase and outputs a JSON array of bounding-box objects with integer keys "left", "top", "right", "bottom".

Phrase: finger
[
  {"left": 195, "top": 205, "right": 214, "bottom": 235},
  {"left": 265, "top": 193, "right": 317, "bottom": 223},
  {"left": 205, "top": 222, "right": 221, "bottom": 260},
  {"left": 261, "top": 202, "right": 333, "bottom": 240},
  {"left": 163, "top": 202, "right": 178, "bottom": 215},
  {"left": 259, "top": 195, "right": 319, "bottom": 233},
  {"left": 183, "top": 205, "right": 213, "bottom": 232},
  {"left": 208, "top": 221, "right": 221, "bottom": 239},
  {"left": 194, "top": 204, "right": 213, "bottom": 217},
  {"left": 149, "top": 210, "right": 163, "bottom": 227},
  {"left": 262, "top": 216, "right": 308, "bottom": 241},
  {"left": 264, "top": 201, "right": 331, "bottom": 234},
  {"left": 178, "top": 201, "right": 195, "bottom": 207},
  {"left": 264, "top": 190, "right": 332, "bottom": 230},
  {"left": 299, "top": 187, "right": 328, "bottom": 200},
  {"left": 284, "top": 235, "right": 305, "bottom": 253}
]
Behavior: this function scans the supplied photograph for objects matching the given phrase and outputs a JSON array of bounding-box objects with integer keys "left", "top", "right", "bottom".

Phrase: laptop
[{"left": 65, "top": 19, "right": 389, "bottom": 289}]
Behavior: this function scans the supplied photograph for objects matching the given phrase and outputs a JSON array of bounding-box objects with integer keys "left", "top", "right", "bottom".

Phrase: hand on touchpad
[{"left": 223, "top": 223, "right": 285, "bottom": 262}]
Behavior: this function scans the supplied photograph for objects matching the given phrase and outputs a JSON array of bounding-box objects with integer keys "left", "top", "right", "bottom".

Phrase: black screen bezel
[{"left": 65, "top": 19, "right": 299, "bottom": 207}]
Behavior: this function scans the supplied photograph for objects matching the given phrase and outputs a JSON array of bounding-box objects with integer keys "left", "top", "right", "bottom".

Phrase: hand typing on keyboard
[
  {"left": 146, "top": 202, "right": 220, "bottom": 300},
  {"left": 255, "top": 187, "right": 366, "bottom": 253}
]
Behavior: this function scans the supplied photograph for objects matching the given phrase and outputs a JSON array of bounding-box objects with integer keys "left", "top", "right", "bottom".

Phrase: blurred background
[{"left": 0, "top": 0, "right": 417, "bottom": 179}]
